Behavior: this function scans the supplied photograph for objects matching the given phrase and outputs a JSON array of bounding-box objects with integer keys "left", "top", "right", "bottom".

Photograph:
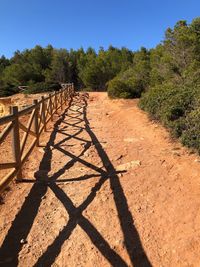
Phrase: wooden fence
[{"left": 0, "top": 83, "right": 74, "bottom": 193}]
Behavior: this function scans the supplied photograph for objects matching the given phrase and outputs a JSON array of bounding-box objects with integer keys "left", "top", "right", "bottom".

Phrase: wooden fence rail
[{"left": 0, "top": 83, "right": 74, "bottom": 193}]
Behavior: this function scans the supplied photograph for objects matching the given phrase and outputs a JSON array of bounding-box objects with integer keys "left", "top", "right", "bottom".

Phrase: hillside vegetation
[
  {"left": 1, "top": 18, "right": 200, "bottom": 151},
  {"left": 138, "top": 18, "right": 200, "bottom": 153},
  {"left": 0, "top": 45, "right": 133, "bottom": 96}
]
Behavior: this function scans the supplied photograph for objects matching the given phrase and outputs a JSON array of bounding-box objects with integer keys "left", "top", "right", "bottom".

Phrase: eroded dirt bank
[{"left": 1, "top": 92, "right": 200, "bottom": 267}]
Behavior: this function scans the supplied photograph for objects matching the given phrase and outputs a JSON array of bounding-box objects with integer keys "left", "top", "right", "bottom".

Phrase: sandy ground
[{"left": 1, "top": 92, "right": 200, "bottom": 267}]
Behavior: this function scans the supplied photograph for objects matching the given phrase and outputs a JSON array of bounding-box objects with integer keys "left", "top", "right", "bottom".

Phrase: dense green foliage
[
  {"left": 1, "top": 17, "right": 200, "bottom": 151},
  {"left": 139, "top": 84, "right": 197, "bottom": 136},
  {"left": 139, "top": 18, "right": 200, "bottom": 152},
  {"left": 24, "top": 82, "right": 61, "bottom": 94},
  {"left": 0, "top": 45, "right": 133, "bottom": 96},
  {"left": 107, "top": 47, "right": 150, "bottom": 98}
]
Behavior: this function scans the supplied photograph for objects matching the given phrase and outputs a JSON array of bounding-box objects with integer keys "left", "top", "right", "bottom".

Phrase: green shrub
[
  {"left": 181, "top": 109, "right": 200, "bottom": 152},
  {"left": 107, "top": 78, "right": 133, "bottom": 98},
  {"left": 139, "top": 84, "right": 171, "bottom": 119},
  {"left": 139, "top": 83, "right": 198, "bottom": 135},
  {"left": 168, "top": 117, "right": 187, "bottom": 138},
  {"left": 126, "top": 77, "right": 146, "bottom": 97},
  {"left": 107, "top": 66, "right": 149, "bottom": 99},
  {"left": 24, "top": 82, "right": 61, "bottom": 94},
  {"left": 107, "top": 76, "right": 146, "bottom": 99},
  {"left": 0, "top": 84, "right": 20, "bottom": 97},
  {"left": 157, "top": 86, "right": 195, "bottom": 136}
]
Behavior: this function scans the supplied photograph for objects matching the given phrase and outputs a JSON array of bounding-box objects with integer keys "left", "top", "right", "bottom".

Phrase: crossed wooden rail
[{"left": 0, "top": 83, "right": 74, "bottom": 193}]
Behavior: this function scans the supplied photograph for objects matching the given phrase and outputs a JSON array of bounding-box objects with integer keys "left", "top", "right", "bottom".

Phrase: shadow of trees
[{"left": 0, "top": 94, "right": 152, "bottom": 267}]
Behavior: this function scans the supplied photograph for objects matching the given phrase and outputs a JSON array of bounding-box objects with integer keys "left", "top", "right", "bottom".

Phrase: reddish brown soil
[{"left": 1, "top": 92, "right": 200, "bottom": 267}]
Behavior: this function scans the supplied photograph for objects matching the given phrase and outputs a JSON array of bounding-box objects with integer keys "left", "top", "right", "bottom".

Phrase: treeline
[
  {"left": 1, "top": 17, "right": 200, "bottom": 152},
  {"left": 0, "top": 45, "right": 133, "bottom": 96},
  {"left": 107, "top": 18, "right": 200, "bottom": 98}
]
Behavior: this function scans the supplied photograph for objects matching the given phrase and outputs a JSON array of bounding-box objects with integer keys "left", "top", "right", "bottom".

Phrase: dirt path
[{"left": 1, "top": 92, "right": 200, "bottom": 267}]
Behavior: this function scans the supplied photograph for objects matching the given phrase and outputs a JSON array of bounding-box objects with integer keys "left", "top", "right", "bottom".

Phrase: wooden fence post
[
  {"left": 63, "top": 89, "right": 66, "bottom": 105},
  {"left": 72, "top": 83, "right": 74, "bottom": 95},
  {"left": 11, "top": 106, "right": 22, "bottom": 181},
  {"left": 49, "top": 93, "right": 53, "bottom": 121},
  {"left": 60, "top": 89, "right": 63, "bottom": 110},
  {"left": 66, "top": 86, "right": 69, "bottom": 101},
  {"left": 55, "top": 91, "right": 58, "bottom": 114},
  {"left": 70, "top": 84, "right": 73, "bottom": 99},
  {"left": 68, "top": 85, "right": 71, "bottom": 98},
  {"left": 64, "top": 88, "right": 68, "bottom": 105},
  {"left": 33, "top": 100, "right": 39, "bottom": 146},
  {"left": 41, "top": 96, "right": 47, "bottom": 131}
]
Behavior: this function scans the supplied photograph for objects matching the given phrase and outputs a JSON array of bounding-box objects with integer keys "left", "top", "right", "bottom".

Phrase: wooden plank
[
  {"left": 45, "top": 99, "right": 50, "bottom": 115},
  {"left": 55, "top": 91, "right": 58, "bottom": 113},
  {"left": 0, "top": 121, "right": 13, "bottom": 145},
  {"left": 33, "top": 99, "right": 39, "bottom": 146},
  {"left": 41, "top": 96, "right": 47, "bottom": 131},
  {"left": 20, "top": 108, "right": 36, "bottom": 155},
  {"left": 18, "top": 104, "right": 35, "bottom": 116},
  {"left": 0, "top": 114, "right": 15, "bottom": 126},
  {"left": 19, "top": 121, "right": 36, "bottom": 137},
  {"left": 46, "top": 116, "right": 52, "bottom": 124},
  {"left": 38, "top": 102, "right": 43, "bottom": 129},
  {"left": 21, "top": 138, "right": 37, "bottom": 164},
  {"left": 39, "top": 124, "right": 45, "bottom": 135},
  {"left": 11, "top": 106, "right": 22, "bottom": 180},
  {"left": 60, "top": 89, "right": 63, "bottom": 110},
  {"left": 45, "top": 99, "right": 51, "bottom": 122},
  {"left": 0, "top": 162, "right": 16, "bottom": 170},
  {"left": 49, "top": 93, "right": 53, "bottom": 121}
]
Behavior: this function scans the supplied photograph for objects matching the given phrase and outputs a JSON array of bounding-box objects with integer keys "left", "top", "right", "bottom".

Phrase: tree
[
  {"left": 44, "top": 49, "right": 69, "bottom": 83},
  {"left": 0, "top": 56, "right": 10, "bottom": 74},
  {"left": 2, "top": 63, "right": 42, "bottom": 85}
]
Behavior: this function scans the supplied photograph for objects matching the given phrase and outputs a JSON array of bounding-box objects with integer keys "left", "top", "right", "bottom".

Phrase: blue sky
[{"left": 0, "top": 0, "right": 200, "bottom": 58}]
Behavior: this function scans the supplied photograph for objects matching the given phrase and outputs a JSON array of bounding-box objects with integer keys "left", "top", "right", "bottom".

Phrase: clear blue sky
[{"left": 1, "top": 0, "right": 200, "bottom": 58}]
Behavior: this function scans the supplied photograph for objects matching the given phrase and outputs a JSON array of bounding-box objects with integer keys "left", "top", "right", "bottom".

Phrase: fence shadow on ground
[{"left": 0, "top": 94, "right": 152, "bottom": 267}]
